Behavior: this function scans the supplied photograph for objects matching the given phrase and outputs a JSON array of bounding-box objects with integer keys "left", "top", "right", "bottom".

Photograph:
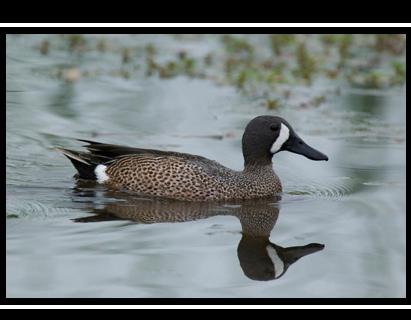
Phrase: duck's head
[
  {"left": 242, "top": 115, "right": 328, "bottom": 166},
  {"left": 238, "top": 238, "right": 325, "bottom": 281}
]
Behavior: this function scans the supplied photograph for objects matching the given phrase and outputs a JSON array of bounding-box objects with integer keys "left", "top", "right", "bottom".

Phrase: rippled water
[{"left": 6, "top": 35, "right": 406, "bottom": 298}]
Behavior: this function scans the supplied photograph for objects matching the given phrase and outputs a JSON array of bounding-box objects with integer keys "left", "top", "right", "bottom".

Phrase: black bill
[
  {"left": 283, "top": 135, "right": 328, "bottom": 161},
  {"left": 280, "top": 243, "right": 325, "bottom": 264}
]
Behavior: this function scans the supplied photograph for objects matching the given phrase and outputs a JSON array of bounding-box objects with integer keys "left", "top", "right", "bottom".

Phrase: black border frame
[{"left": 3, "top": 26, "right": 409, "bottom": 306}]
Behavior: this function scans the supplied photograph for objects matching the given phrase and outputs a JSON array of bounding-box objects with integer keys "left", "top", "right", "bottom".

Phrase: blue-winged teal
[{"left": 57, "top": 115, "right": 328, "bottom": 201}]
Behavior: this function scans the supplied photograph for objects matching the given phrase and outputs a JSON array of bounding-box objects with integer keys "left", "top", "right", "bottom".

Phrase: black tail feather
[
  {"left": 56, "top": 147, "right": 109, "bottom": 180},
  {"left": 77, "top": 139, "right": 188, "bottom": 159},
  {"left": 66, "top": 156, "right": 97, "bottom": 180},
  {"left": 77, "top": 139, "right": 149, "bottom": 158},
  {"left": 77, "top": 139, "right": 104, "bottom": 145}
]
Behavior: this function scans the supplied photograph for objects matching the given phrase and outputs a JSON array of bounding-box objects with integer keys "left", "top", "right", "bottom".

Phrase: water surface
[{"left": 6, "top": 35, "right": 406, "bottom": 298}]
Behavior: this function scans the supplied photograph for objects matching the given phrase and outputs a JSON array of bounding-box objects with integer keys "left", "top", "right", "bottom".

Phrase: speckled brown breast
[{"left": 104, "top": 154, "right": 281, "bottom": 201}]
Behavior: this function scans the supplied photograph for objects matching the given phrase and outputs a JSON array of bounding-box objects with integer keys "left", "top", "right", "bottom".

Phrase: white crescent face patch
[
  {"left": 266, "top": 245, "right": 285, "bottom": 278},
  {"left": 270, "top": 123, "right": 290, "bottom": 154}
]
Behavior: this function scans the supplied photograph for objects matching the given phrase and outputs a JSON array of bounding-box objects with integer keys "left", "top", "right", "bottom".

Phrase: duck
[{"left": 57, "top": 115, "right": 328, "bottom": 201}]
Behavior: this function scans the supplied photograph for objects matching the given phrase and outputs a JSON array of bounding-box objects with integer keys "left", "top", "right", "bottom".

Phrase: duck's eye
[{"left": 270, "top": 124, "right": 279, "bottom": 131}]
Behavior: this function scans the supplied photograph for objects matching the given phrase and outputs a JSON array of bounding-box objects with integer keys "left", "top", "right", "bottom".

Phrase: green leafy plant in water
[
  {"left": 311, "top": 95, "right": 326, "bottom": 107},
  {"left": 348, "top": 70, "right": 388, "bottom": 89},
  {"left": 320, "top": 34, "right": 340, "bottom": 47},
  {"left": 320, "top": 35, "right": 340, "bottom": 56},
  {"left": 325, "top": 68, "right": 339, "bottom": 79},
  {"left": 96, "top": 39, "right": 107, "bottom": 52},
  {"left": 266, "top": 98, "right": 281, "bottom": 110},
  {"left": 265, "top": 69, "right": 286, "bottom": 85},
  {"left": 122, "top": 47, "right": 132, "bottom": 64},
  {"left": 177, "top": 51, "right": 197, "bottom": 77},
  {"left": 390, "top": 60, "right": 406, "bottom": 85},
  {"left": 294, "top": 42, "right": 316, "bottom": 83},
  {"left": 66, "top": 34, "right": 87, "bottom": 52},
  {"left": 221, "top": 35, "right": 254, "bottom": 61},
  {"left": 374, "top": 34, "right": 406, "bottom": 55},
  {"left": 159, "top": 61, "right": 178, "bottom": 78},
  {"left": 151, "top": 52, "right": 198, "bottom": 79},
  {"left": 233, "top": 67, "right": 257, "bottom": 89},
  {"left": 270, "top": 34, "right": 295, "bottom": 55},
  {"left": 182, "top": 57, "right": 196, "bottom": 76},
  {"left": 204, "top": 53, "right": 213, "bottom": 66},
  {"left": 337, "top": 35, "right": 353, "bottom": 68},
  {"left": 235, "top": 69, "right": 249, "bottom": 89},
  {"left": 145, "top": 57, "right": 158, "bottom": 76},
  {"left": 112, "top": 69, "right": 131, "bottom": 79},
  {"left": 224, "top": 57, "right": 240, "bottom": 79},
  {"left": 177, "top": 50, "right": 187, "bottom": 60},
  {"left": 69, "top": 34, "right": 405, "bottom": 92},
  {"left": 144, "top": 44, "right": 158, "bottom": 76},
  {"left": 145, "top": 43, "right": 157, "bottom": 57},
  {"left": 364, "top": 71, "right": 384, "bottom": 88},
  {"left": 39, "top": 40, "right": 50, "bottom": 55}
]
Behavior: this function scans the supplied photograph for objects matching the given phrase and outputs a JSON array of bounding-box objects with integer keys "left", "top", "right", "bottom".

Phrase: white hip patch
[
  {"left": 270, "top": 123, "right": 290, "bottom": 154},
  {"left": 95, "top": 164, "right": 109, "bottom": 183},
  {"left": 266, "top": 245, "right": 285, "bottom": 278}
]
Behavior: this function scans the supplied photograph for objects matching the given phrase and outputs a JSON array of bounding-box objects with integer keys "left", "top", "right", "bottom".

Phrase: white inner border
[{"left": 3, "top": 23, "right": 411, "bottom": 27}]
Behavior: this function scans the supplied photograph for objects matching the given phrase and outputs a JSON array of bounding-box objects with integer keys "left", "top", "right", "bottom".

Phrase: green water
[{"left": 6, "top": 35, "right": 406, "bottom": 298}]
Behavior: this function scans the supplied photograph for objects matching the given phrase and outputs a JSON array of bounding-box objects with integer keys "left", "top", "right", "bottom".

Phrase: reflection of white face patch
[
  {"left": 266, "top": 245, "right": 285, "bottom": 278},
  {"left": 95, "top": 164, "right": 109, "bottom": 183},
  {"left": 270, "top": 123, "right": 290, "bottom": 154}
]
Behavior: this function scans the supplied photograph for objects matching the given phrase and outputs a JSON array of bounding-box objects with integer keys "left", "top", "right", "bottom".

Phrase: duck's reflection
[{"left": 72, "top": 186, "right": 324, "bottom": 281}]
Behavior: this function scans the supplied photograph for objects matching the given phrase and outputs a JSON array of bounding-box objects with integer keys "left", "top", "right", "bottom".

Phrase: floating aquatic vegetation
[
  {"left": 65, "top": 34, "right": 87, "bottom": 52},
  {"left": 177, "top": 51, "right": 196, "bottom": 76},
  {"left": 347, "top": 70, "right": 391, "bottom": 89},
  {"left": 159, "top": 61, "right": 178, "bottom": 78},
  {"left": 270, "top": 34, "right": 295, "bottom": 55},
  {"left": 145, "top": 43, "right": 157, "bottom": 57},
  {"left": 39, "top": 40, "right": 49, "bottom": 55},
  {"left": 311, "top": 95, "right": 326, "bottom": 107},
  {"left": 374, "top": 34, "right": 406, "bottom": 55},
  {"left": 294, "top": 42, "right": 317, "bottom": 83},
  {"left": 320, "top": 34, "right": 340, "bottom": 47},
  {"left": 337, "top": 35, "right": 353, "bottom": 68},
  {"left": 390, "top": 60, "right": 406, "bottom": 85},
  {"left": 121, "top": 47, "right": 132, "bottom": 64},
  {"left": 204, "top": 53, "right": 213, "bottom": 66},
  {"left": 29, "top": 34, "right": 406, "bottom": 101},
  {"left": 265, "top": 98, "right": 281, "bottom": 110},
  {"left": 325, "top": 68, "right": 339, "bottom": 79},
  {"left": 221, "top": 35, "right": 254, "bottom": 61},
  {"left": 96, "top": 39, "right": 108, "bottom": 52},
  {"left": 111, "top": 69, "right": 131, "bottom": 79}
]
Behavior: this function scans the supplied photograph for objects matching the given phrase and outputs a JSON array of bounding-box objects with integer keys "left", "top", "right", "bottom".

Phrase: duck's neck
[
  {"left": 242, "top": 136, "right": 274, "bottom": 168},
  {"left": 243, "top": 161, "right": 274, "bottom": 174},
  {"left": 243, "top": 152, "right": 273, "bottom": 170}
]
